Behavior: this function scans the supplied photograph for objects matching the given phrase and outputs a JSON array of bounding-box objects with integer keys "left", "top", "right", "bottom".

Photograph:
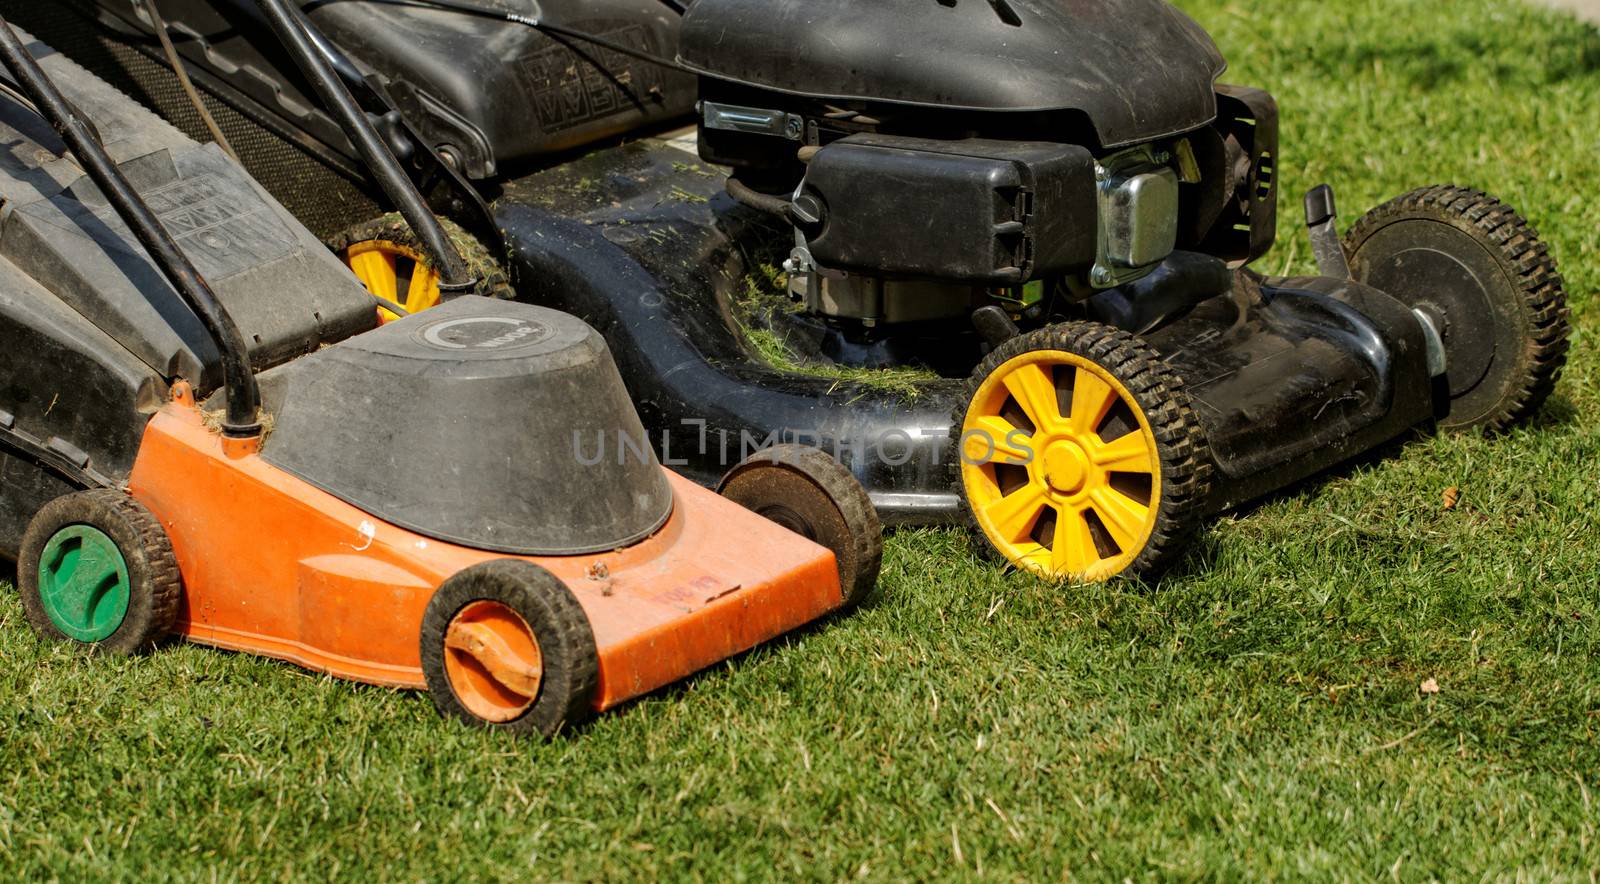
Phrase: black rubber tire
[
  {"left": 717, "top": 444, "right": 884, "bottom": 608},
  {"left": 17, "top": 490, "right": 181, "bottom": 655},
  {"left": 420, "top": 560, "right": 598, "bottom": 738},
  {"left": 952, "top": 322, "right": 1211, "bottom": 582},
  {"left": 327, "top": 212, "right": 515, "bottom": 302},
  {"left": 1344, "top": 185, "right": 1570, "bottom": 432}
]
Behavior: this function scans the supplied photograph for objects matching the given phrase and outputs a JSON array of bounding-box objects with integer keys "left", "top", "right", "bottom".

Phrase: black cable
[
  {"left": 529, "top": 16, "right": 686, "bottom": 72},
  {"left": 0, "top": 73, "right": 105, "bottom": 145},
  {"left": 288, "top": 2, "right": 368, "bottom": 90},
  {"left": 725, "top": 177, "right": 792, "bottom": 218},
  {"left": 136, "top": 0, "right": 241, "bottom": 163},
  {"left": 0, "top": 14, "right": 262, "bottom": 435},
  {"left": 255, "top": 0, "right": 474, "bottom": 288}
]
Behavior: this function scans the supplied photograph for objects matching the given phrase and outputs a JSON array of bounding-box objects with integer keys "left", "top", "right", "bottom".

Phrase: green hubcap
[{"left": 37, "top": 525, "right": 131, "bottom": 643}]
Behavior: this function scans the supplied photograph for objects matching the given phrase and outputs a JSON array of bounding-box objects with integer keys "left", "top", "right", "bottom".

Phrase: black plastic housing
[
  {"left": 679, "top": 0, "right": 1226, "bottom": 149},
  {"left": 0, "top": 253, "right": 164, "bottom": 544},
  {"left": 54, "top": 0, "right": 697, "bottom": 179},
  {"left": 1187, "top": 85, "right": 1280, "bottom": 265},
  {"left": 259, "top": 297, "right": 675, "bottom": 556},
  {"left": 798, "top": 135, "right": 1098, "bottom": 285},
  {"left": 0, "top": 25, "right": 371, "bottom": 550}
]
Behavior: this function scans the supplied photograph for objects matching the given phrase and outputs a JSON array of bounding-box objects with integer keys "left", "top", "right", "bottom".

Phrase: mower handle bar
[{"left": 253, "top": 0, "right": 475, "bottom": 291}]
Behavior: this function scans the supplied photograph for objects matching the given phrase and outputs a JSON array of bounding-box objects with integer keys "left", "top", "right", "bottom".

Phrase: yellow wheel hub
[
  {"left": 960, "top": 349, "right": 1162, "bottom": 581},
  {"left": 342, "top": 239, "right": 442, "bottom": 323},
  {"left": 1042, "top": 441, "right": 1091, "bottom": 494}
]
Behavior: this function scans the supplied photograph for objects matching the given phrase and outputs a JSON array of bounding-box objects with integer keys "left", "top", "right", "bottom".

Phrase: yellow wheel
[
  {"left": 344, "top": 239, "right": 441, "bottom": 322},
  {"left": 956, "top": 322, "right": 1209, "bottom": 582},
  {"left": 329, "top": 213, "right": 515, "bottom": 323}
]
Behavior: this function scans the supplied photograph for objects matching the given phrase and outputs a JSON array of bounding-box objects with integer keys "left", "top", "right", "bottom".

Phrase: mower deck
[
  {"left": 1143, "top": 271, "right": 1435, "bottom": 512},
  {"left": 491, "top": 138, "right": 1440, "bottom": 524},
  {"left": 128, "top": 386, "right": 842, "bottom": 709}
]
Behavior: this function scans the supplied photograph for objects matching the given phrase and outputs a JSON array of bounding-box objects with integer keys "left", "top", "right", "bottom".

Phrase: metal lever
[{"left": 1304, "top": 184, "right": 1351, "bottom": 280}]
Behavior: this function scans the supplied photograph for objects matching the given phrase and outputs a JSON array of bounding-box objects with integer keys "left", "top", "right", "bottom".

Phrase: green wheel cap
[{"left": 36, "top": 524, "right": 131, "bottom": 643}]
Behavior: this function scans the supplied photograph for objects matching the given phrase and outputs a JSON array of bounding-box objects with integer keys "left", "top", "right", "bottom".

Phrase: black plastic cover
[
  {"left": 1187, "top": 85, "right": 1279, "bottom": 264},
  {"left": 679, "top": 0, "right": 1227, "bottom": 148},
  {"left": 68, "top": 0, "right": 697, "bottom": 179},
  {"left": 0, "top": 450, "right": 78, "bottom": 559},
  {"left": 798, "top": 134, "right": 1097, "bottom": 284},
  {"left": 260, "top": 297, "right": 675, "bottom": 556},
  {"left": 0, "top": 31, "right": 377, "bottom": 393},
  {"left": 1144, "top": 271, "right": 1434, "bottom": 512},
  {"left": 0, "top": 253, "right": 166, "bottom": 553}
]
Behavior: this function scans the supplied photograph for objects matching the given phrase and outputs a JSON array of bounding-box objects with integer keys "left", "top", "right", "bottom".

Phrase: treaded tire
[
  {"left": 953, "top": 322, "right": 1211, "bottom": 582},
  {"left": 17, "top": 490, "right": 181, "bottom": 655},
  {"left": 421, "top": 560, "right": 598, "bottom": 738},
  {"left": 717, "top": 444, "right": 884, "bottom": 608},
  {"left": 328, "top": 212, "right": 515, "bottom": 301},
  {"left": 1344, "top": 185, "right": 1570, "bottom": 432}
]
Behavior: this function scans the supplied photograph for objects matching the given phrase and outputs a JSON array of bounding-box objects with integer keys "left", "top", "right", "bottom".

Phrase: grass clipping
[
  {"left": 734, "top": 262, "right": 940, "bottom": 399},
  {"left": 202, "top": 409, "right": 275, "bottom": 440}
]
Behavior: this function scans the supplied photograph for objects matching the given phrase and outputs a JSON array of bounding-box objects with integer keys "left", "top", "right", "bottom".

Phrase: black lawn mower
[{"left": 10, "top": 0, "right": 1570, "bottom": 582}]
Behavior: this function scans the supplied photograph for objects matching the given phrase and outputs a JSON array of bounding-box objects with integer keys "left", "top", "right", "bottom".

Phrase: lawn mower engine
[{"left": 680, "top": 0, "right": 1278, "bottom": 362}]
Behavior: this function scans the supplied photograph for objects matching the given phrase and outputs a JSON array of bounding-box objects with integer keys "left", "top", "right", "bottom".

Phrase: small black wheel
[
  {"left": 717, "top": 445, "right": 884, "bottom": 608},
  {"left": 953, "top": 322, "right": 1210, "bottom": 583},
  {"left": 329, "top": 212, "right": 514, "bottom": 320},
  {"left": 421, "top": 560, "right": 598, "bottom": 738},
  {"left": 1344, "top": 185, "right": 1570, "bottom": 432},
  {"left": 17, "top": 490, "right": 181, "bottom": 655}
]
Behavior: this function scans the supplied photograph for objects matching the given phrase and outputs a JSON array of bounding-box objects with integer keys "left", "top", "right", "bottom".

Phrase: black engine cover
[
  {"left": 679, "top": 0, "right": 1227, "bottom": 148},
  {"left": 798, "top": 135, "right": 1098, "bottom": 284}
]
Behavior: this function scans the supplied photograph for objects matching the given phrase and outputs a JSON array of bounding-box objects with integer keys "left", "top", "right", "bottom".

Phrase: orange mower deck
[{"left": 126, "top": 389, "right": 844, "bottom": 712}]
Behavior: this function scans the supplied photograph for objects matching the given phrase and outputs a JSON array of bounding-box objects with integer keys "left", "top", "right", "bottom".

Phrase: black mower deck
[{"left": 489, "top": 136, "right": 1438, "bottom": 525}]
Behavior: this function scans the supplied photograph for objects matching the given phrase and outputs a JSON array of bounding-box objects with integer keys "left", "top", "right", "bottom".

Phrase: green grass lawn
[{"left": 4, "top": 0, "right": 1599, "bottom": 878}]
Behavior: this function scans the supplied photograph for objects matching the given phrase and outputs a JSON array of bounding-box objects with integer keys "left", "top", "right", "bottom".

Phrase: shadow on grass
[{"left": 1525, "top": 392, "right": 1580, "bottom": 431}]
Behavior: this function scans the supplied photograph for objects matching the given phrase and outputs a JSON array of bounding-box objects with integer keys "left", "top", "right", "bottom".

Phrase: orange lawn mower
[{"left": 0, "top": 17, "right": 880, "bottom": 737}]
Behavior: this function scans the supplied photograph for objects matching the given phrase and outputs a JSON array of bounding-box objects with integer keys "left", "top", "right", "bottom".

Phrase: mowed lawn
[{"left": 3, "top": 0, "right": 1599, "bottom": 879}]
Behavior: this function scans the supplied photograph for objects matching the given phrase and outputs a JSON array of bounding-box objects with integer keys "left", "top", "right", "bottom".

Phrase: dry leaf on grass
[{"left": 1442, "top": 487, "right": 1460, "bottom": 510}]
